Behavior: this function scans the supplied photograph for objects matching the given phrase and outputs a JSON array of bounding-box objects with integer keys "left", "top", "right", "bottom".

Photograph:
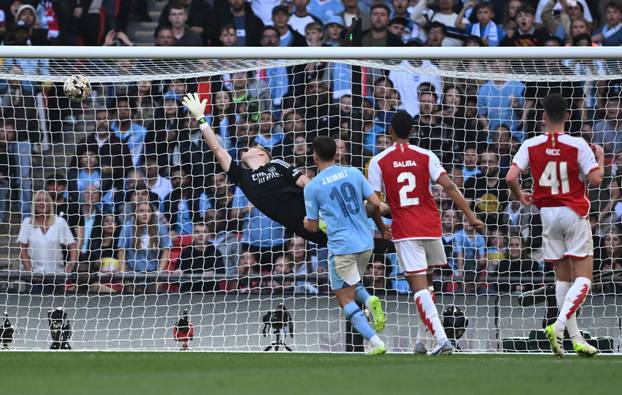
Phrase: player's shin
[
  {"left": 555, "top": 280, "right": 581, "bottom": 340},
  {"left": 354, "top": 283, "right": 371, "bottom": 306},
  {"left": 414, "top": 289, "right": 448, "bottom": 344},
  {"left": 554, "top": 277, "right": 591, "bottom": 337},
  {"left": 343, "top": 301, "right": 382, "bottom": 346}
]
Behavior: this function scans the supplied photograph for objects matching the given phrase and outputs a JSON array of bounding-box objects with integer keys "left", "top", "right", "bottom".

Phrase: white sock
[
  {"left": 414, "top": 289, "right": 447, "bottom": 344},
  {"left": 415, "top": 286, "right": 435, "bottom": 343},
  {"left": 554, "top": 277, "right": 591, "bottom": 336},
  {"left": 555, "top": 281, "right": 581, "bottom": 341},
  {"left": 369, "top": 335, "right": 383, "bottom": 347}
]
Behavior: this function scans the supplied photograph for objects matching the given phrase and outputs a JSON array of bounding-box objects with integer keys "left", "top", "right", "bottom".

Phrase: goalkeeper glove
[{"left": 182, "top": 92, "right": 207, "bottom": 123}]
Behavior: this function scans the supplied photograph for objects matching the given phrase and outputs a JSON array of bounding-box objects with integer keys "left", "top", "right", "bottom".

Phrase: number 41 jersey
[
  {"left": 368, "top": 143, "right": 446, "bottom": 240},
  {"left": 511, "top": 132, "right": 598, "bottom": 218}
]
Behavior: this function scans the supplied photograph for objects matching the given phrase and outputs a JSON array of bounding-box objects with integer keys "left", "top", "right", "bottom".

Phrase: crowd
[{"left": 2, "top": 0, "right": 622, "bottom": 296}]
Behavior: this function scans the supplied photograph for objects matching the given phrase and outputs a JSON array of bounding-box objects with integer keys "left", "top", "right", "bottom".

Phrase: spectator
[
  {"left": 462, "top": 144, "right": 481, "bottom": 182},
  {"left": 412, "top": 0, "right": 469, "bottom": 47},
  {"left": 271, "top": 5, "right": 306, "bottom": 47},
  {"left": 593, "top": 93, "right": 622, "bottom": 155},
  {"left": 453, "top": 218, "right": 487, "bottom": 294},
  {"left": 13, "top": 4, "right": 49, "bottom": 45},
  {"left": 441, "top": 208, "right": 458, "bottom": 277},
  {"left": 341, "top": 0, "right": 370, "bottom": 31},
  {"left": 70, "top": 148, "right": 101, "bottom": 197},
  {"left": 87, "top": 214, "right": 123, "bottom": 294},
  {"left": 166, "top": 1, "right": 203, "bottom": 46},
  {"left": 477, "top": 63, "right": 525, "bottom": 139},
  {"left": 111, "top": 97, "right": 147, "bottom": 168},
  {"left": 290, "top": 0, "right": 322, "bottom": 36},
  {"left": 118, "top": 201, "right": 171, "bottom": 291},
  {"left": 305, "top": 21, "right": 324, "bottom": 46},
  {"left": 457, "top": 1, "right": 501, "bottom": 46},
  {"left": 215, "top": 0, "right": 264, "bottom": 47},
  {"left": 45, "top": 175, "right": 80, "bottom": 233},
  {"left": 364, "top": 256, "right": 390, "bottom": 294},
  {"left": 570, "top": 18, "right": 592, "bottom": 43},
  {"left": 502, "top": 0, "right": 524, "bottom": 31},
  {"left": 388, "top": 17, "right": 409, "bottom": 43},
  {"left": 177, "top": 222, "right": 225, "bottom": 292},
  {"left": 147, "top": 91, "right": 185, "bottom": 165},
  {"left": 267, "top": 254, "right": 295, "bottom": 293},
  {"left": 411, "top": 90, "right": 443, "bottom": 159},
  {"left": 540, "top": 0, "right": 588, "bottom": 43},
  {"left": 482, "top": 227, "right": 507, "bottom": 293},
  {"left": 18, "top": 190, "right": 77, "bottom": 276},
  {"left": 497, "top": 235, "right": 539, "bottom": 293},
  {"left": 158, "top": 0, "right": 206, "bottom": 38},
  {"left": 0, "top": 120, "right": 12, "bottom": 222},
  {"left": 593, "top": 1, "right": 622, "bottom": 46},
  {"left": 144, "top": 155, "right": 173, "bottom": 203},
  {"left": 163, "top": 167, "right": 198, "bottom": 238},
  {"left": 324, "top": 15, "right": 345, "bottom": 46},
  {"left": 463, "top": 151, "right": 510, "bottom": 225},
  {"left": 226, "top": 249, "right": 261, "bottom": 293},
  {"left": 75, "top": 184, "right": 103, "bottom": 271},
  {"left": 289, "top": 236, "right": 324, "bottom": 295},
  {"left": 75, "top": 106, "right": 132, "bottom": 190},
  {"left": 361, "top": 3, "right": 403, "bottom": 46},
  {"left": 500, "top": 4, "right": 550, "bottom": 46},
  {"left": 218, "top": 23, "right": 237, "bottom": 46},
  {"left": 154, "top": 25, "right": 176, "bottom": 46},
  {"left": 308, "top": 0, "right": 344, "bottom": 25},
  {"left": 255, "top": 111, "right": 284, "bottom": 151},
  {"left": 441, "top": 85, "right": 486, "bottom": 162}
]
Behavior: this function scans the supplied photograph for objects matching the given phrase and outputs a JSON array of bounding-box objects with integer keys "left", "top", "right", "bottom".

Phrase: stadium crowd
[{"left": 1, "top": 0, "right": 622, "bottom": 295}]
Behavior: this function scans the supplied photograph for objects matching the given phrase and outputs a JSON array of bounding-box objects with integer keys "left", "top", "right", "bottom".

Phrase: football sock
[
  {"left": 554, "top": 277, "right": 591, "bottom": 337},
  {"left": 555, "top": 280, "right": 581, "bottom": 341},
  {"left": 343, "top": 301, "right": 375, "bottom": 341},
  {"left": 414, "top": 289, "right": 448, "bottom": 344},
  {"left": 354, "top": 283, "right": 371, "bottom": 308}
]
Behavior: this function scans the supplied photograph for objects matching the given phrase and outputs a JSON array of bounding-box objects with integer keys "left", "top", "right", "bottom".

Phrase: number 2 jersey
[
  {"left": 368, "top": 143, "right": 446, "bottom": 240},
  {"left": 511, "top": 132, "right": 598, "bottom": 217}
]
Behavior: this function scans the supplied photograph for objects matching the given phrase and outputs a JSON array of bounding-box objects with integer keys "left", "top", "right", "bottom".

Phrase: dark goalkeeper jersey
[{"left": 227, "top": 159, "right": 327, "bottom": 246}]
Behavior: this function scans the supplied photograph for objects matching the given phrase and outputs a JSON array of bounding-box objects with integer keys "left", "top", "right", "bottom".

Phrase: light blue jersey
[{"left": 304, "top": 164, "right": 374, "bottom": 255}]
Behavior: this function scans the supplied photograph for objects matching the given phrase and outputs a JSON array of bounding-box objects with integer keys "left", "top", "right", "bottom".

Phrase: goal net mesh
[{"left": 0, "top": 56, "right": 620, "bottom": 352}]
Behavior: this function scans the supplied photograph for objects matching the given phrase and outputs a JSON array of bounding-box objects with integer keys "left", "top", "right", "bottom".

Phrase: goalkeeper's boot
[
  {"left": 366, "top": 341, "right": 387, "bottom": 356},
  {"left": 545, "top": 324, "right": 565, "bottom": 357},
  {"left": 367, "top": 295, "right": 386, "bottom": 333},
  {"left": 572, "top": 338, "right": 598, "bottom": 358},
  {"left": 414, "top": 341, "right": 427, "bottom": 355},
  {"left": 429, "top": 339, "right": 454, "bottom": 356}
]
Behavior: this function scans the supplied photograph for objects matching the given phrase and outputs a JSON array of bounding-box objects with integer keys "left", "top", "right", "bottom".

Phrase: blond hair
[{"left": 30, "top": 190, "right": 55, "bottom": 227}]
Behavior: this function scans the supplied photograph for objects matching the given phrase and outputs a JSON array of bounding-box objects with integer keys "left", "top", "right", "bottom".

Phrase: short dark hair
[
  {"left": 542, "top": 94, "right": 568, "bottom": 123},
  {"left": 606, "top": 1, "right": 622, "bottom": 12},
  {"left": 428, "top": 21, "right": 447, "bottom": 33},
  {"left": 312, "top": 136, "right": 337, "bottom": 162},
  {"left": 370, "top": 3, "right": 390, "bottom": 15},
  {"left": 170, "top": 0, "right": 188, "bottom": 12},
  {"left": 517, "top": 4, "right": 535, "bottom": 16},
  {"left": 390, "top": 111, "right": 413, "bottom": 139},
  {"left": 154, "top": 24, "right": 173, "bottom": 38},
  {"left": 476, "top": 1, "right": 495, "bottom": 12}
]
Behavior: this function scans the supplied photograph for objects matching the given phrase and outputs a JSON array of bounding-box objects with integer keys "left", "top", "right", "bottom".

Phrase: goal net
[{"left": 0, "top": 47, "right": 620, "bottom": 352}]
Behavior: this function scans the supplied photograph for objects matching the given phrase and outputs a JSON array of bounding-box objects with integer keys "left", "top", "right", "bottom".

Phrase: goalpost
[{"left": 0, "top": 46, "right": 621, "bottom": 352}]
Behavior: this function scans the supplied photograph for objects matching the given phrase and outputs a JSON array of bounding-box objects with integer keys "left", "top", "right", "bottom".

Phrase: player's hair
[
  {"left": 542, "top": 93, "right": 568, "bottom": 123},
  {"left": 312, "top": 136, "right": 337, "bottom": 162},
  {"left": 390, "top": 111, "right": 413, "bottom": 139},
  {"left": 248, "top": 144, "right": 273, "bottom": 160}
]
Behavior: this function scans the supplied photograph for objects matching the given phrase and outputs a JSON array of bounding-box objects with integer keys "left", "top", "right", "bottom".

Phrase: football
[{"left": 63, "top": 74, "right": 91, "bottom": 102}]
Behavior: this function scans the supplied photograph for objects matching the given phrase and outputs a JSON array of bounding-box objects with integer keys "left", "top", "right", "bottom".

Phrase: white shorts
[
  {"left": 540, "top": 206, "right": 593, "bottom": 262},
  {"left": 394, "top": 239, "right": 447, "bottom": 275}
]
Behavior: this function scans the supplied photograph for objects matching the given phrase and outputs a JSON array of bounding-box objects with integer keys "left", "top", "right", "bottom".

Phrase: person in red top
[
  {"left": 506, "top": 93, "right": 604, "bottom": 358},
  {"left": 368, "top": 111, "right": 483, "bottom": 355}
]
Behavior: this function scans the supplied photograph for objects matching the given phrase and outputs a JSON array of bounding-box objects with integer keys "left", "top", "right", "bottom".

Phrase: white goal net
[{"left": 0, "top": 47, "right": 620, "bottom": 352}]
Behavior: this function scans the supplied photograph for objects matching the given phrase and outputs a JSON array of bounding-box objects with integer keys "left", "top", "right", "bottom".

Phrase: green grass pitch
[{"left": 1, "top": 353, "right": 621, "bottom": 395}]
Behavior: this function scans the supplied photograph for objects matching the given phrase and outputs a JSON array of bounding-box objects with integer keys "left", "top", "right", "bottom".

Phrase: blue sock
[
  {"left": 343, "top": 301, "right": 375, "bottom": 340},
  {"left": 354, "top": 284, "right": 371, "bottom": 306}
]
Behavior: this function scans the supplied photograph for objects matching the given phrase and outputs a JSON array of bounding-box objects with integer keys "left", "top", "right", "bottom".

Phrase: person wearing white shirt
[
  {"left": 18, "top": 190, "right": 77, "bottom": 274},
  {"left": 388, "top": 60, "right": 442, "bottom": 117}
]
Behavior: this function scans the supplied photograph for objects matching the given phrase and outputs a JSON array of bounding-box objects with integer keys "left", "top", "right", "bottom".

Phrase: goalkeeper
[{"left": 183, "top": 93, "right": 328, "bottom": 246}]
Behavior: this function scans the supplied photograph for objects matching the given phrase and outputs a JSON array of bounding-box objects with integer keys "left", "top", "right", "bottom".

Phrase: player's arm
[
  {"left": 303, "top": 185, "right": 320, "bottom": 233},
  {"left": 182, "top": 93, "right": 232, "bottom": 172},
  {"left": 506, "top": 165, "right": 533, "bottom": 206},
  {"left": 587, "top": 144, "right": 604, "bottom": 187},
  {"left": 365, "top": 191, "right": 390, "bottom": 239},
  {"left": 436, "top": 174, "right": 484, "bottom": 229},
  {"left": 296, "top": 174, "right": 311, "bottom": 188}
]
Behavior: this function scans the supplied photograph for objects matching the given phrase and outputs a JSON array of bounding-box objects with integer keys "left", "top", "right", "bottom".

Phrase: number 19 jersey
[
  {"left": 511, "top": 132, "right": 598, "bottom": 218},
  {"left": 368, "top": 143, "right": 446, "bottom": 240}
]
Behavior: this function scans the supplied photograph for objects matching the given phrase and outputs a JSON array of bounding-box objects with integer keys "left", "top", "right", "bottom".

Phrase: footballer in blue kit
[{"left": 304, "top": 136, "right": 389, "bottom": 355}]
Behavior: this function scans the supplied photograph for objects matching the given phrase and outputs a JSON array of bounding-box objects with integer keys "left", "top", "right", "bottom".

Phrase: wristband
[{"left": 197, "top": 116, "right": 207, "bottom": 125}]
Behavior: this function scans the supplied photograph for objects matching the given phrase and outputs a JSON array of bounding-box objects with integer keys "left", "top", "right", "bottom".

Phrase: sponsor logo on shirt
[{"left": 252, "top": 167, "right": 281, "bottom": 184}]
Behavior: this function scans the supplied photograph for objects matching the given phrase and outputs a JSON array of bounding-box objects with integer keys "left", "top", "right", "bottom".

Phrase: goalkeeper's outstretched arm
[{"left": 183, "top": 93, "right": 232, "bottom": 172}]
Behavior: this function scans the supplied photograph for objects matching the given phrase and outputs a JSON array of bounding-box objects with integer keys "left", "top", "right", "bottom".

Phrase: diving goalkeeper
[{"left": 183, "top": 93, "right": 328, "bottom": 246}]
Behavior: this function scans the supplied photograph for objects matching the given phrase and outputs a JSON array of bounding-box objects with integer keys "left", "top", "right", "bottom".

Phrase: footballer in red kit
[
  {"left": 506, "top": 94, "right": 604, "bottom": 358},
  {"left": 368, "top": 111, "right": 484, "bottom": 355}
]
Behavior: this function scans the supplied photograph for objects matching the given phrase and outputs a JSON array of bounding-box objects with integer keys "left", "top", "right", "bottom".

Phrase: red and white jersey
[
  {"left": 512, "top": 132, "right": 598, "bottom": 217},
  {"left": 368, "top": 143, "right": 446, "bottom": 240}
]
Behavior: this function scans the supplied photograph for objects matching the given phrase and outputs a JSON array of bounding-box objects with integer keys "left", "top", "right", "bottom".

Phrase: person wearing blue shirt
[
  {"left": 453, "top": 221, "right": 487, "bottom": 294},
  {"left": 303, "top": 136, "right": 388, "bottom": 355},
  {"left": 110, "top": 97, "right": 147, "bottom": 168}
]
